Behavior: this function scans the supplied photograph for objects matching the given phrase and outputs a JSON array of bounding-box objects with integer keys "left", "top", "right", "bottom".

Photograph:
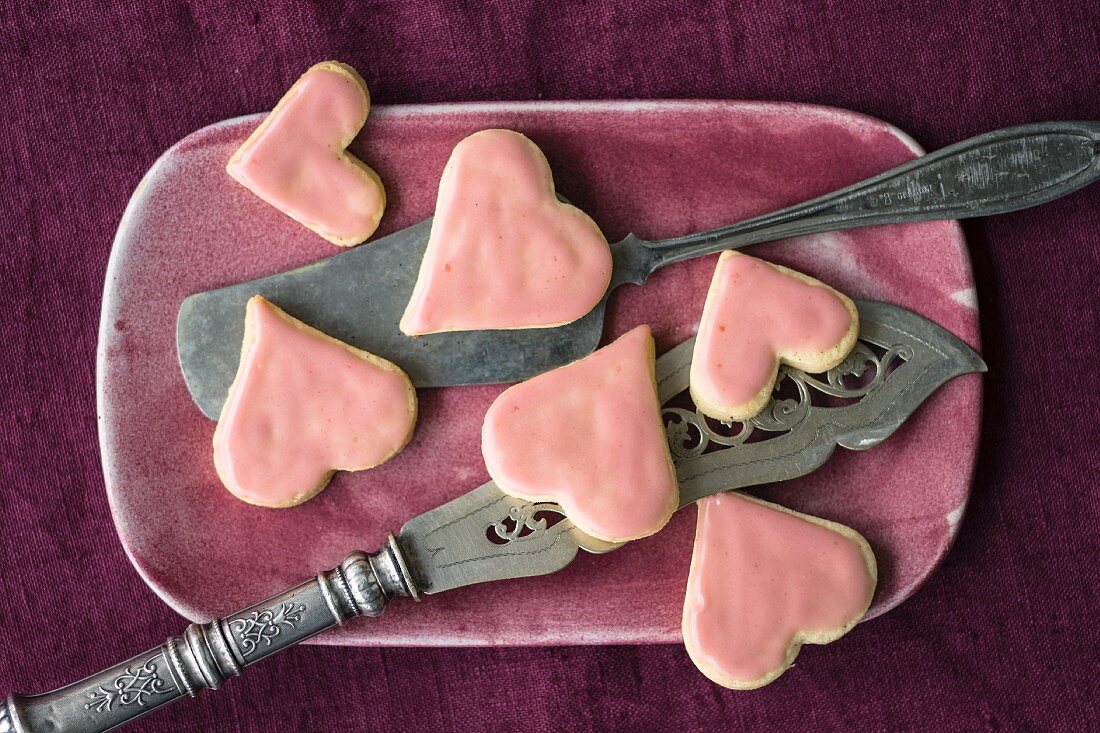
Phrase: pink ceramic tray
[{"left": 98, "top": 101, "right": 982, "bottom": 646}]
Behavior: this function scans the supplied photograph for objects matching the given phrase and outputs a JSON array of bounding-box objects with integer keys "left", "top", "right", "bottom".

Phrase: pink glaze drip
[
  {"left": 692, "top": 252, "right": 855, "bottom": 412},
  {"left": 226, "top": 63, "right": 385, "bottom": 245},
  {"left": 684, "top": 493, "right": 875, "bottom": 687},
  {"left": 400, "top": 129, "right": 612, "bottom": 334},
  {"left": 481, "top": 325, "right": 678, "bottom": 542},
  {"left": 213, "top": 297, "right": 416, "bottom": 507}
]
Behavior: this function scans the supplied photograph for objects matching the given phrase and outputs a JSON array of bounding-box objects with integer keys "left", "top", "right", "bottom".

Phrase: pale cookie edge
[
  {"left": 681, "top": 492, "right": 877, "bottom": 690},
  {"left": 225, "top": 60, "right": 386, "bottom": 248},
  {"left": 399, "top": 129, "right": 611, "bottom": 336},
  {"left": 483, "top": 325, "right": 678, "bottom": 543},
  {"left": 689, "top": 251, "right": 859, "bottom": 423},
  {"left": 212, "top": 295, "right": 418, "bottom": 509}
]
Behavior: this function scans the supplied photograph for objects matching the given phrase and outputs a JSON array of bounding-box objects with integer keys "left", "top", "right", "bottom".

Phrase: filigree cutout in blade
[
  {"left": 399, "top": 299, "right": 984, "bottom": 594},
  {"left": 400, "top": 483, "right": 584, "bottom": 594},
  {"left": 675, "top": 299, "right": 984, "bottom": 505},
  {"left": 663, "top": 340, "right": 909, "bottom": 461},
  {"left": 486, "top": 503, "right": 563, "bottom": 545}
]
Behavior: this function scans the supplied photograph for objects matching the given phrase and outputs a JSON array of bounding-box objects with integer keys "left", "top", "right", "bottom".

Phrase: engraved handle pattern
[
  {"left": 1, "top": 538, "right": 417, "bottom": 733},
  {"left": 640, "top": 121, "right": 1100, "bottom": 271}
]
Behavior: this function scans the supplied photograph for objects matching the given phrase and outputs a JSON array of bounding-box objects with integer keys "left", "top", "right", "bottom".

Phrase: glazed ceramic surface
[{"left": 98, "top": 101, "right": 982, "bottom": 646}]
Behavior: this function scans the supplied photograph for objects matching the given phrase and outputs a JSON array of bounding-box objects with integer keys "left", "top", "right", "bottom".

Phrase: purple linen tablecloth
[{"left": 0, "top": 2, "right": 1097, "bottom": 731}]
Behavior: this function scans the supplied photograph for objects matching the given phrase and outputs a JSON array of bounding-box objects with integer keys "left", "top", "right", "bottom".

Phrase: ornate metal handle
[
  {"left": 1, "top": 538, "right": 417, "bottom": 733},
  {"left": 639, "top": 120, "right": 1100, "bottom": 271}
]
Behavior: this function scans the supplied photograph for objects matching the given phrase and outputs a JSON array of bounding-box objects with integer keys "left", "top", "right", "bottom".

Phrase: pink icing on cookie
[
  {"left": 481, "top": 325, "right": 678, "bottom": 542},
  {"left": 226, "top": 61, "right": 385, "bottom": 246},
  {"left": 400, "top": 129, "right": 612, "bottom": 335},
  {"left": 691, "top": 252, "right": 858, "bottom": 421},
  {"left": 213, "top": 297, "right": 416, "bottom": 508},
  {"left": 683, "top": 493, "right": 876, "bottom": 689}
]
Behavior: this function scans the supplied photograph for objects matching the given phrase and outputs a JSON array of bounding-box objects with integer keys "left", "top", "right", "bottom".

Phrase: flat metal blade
[
  {"left": 671, "top": 299, "right": 987, "bottom": 504},
  {"left": 177, "top": 217, "right": 608, "bottom": 419},
  {"left": 395, "top": 299, "right": 985, "bottom": 595},
  {"left": 397, "top": 482, "right": 610, "bottom": 595}
]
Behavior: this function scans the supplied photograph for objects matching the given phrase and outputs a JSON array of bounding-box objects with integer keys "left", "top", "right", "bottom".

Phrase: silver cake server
[
  {"left": 179, "top": 120, "right": 1093, "bottom": 418},
  {"left": 5, "top": 300, "right": 984, "bottom": 733}
]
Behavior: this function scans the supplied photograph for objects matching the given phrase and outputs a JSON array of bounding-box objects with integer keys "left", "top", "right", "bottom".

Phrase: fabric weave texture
[{"left": 0, "top": 2, "right": 1096, "bottom": 731}]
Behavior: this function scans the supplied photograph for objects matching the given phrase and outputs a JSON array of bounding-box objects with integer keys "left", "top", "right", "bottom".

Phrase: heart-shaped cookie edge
[
  {"left": 212, "top": 296, "right": 418, "bottom": 508},
  {"left": 682, "top": 492, "right": 878, "bottom": 690},
  {"left": 226, "top": 61, "right": 387, "bottom": 247},
  {"left": 689, "top": 251, "right": 859, "bottom": 422},
  {"left": 399, "top": 129, "right": 612, "bottom": 335},
  {"left": 481, "top": 324, "right": 678, "bottom": 542}
]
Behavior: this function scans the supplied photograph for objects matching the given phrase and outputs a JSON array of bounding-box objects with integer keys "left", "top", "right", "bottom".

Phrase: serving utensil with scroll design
[
  {"left": 178, "top": 120, "right": 1093, "bottom": 418},
  {"left": 3, "top": 299, "right": 984, "bottom": 733}
]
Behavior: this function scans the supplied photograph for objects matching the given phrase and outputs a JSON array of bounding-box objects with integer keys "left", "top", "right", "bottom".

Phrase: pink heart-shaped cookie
[
  {"left": 400, "top": 129, "right": 613, "bottom": 335},
  {"left": 691, "top": 252, "right": 858, "bottom": 421},
  {"left": 226, "top": 61, "right": 386, "bottom": 247},
  {"left": 481, "top": 325, "right": 678, "bottom": 542},
  {"left": 213, "top": 297, "right": 417, "bottom": 508},
  {"left": 683, "top": 492, "right": 877, "bottom": 689}
]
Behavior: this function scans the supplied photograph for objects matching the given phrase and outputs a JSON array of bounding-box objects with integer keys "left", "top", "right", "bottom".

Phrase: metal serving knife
[
  {"left": 4, "top": 300, "right": 984, "bottom": 733},
  {"left": 178, "top": 120, "right": 1094, "bottom": 418}
]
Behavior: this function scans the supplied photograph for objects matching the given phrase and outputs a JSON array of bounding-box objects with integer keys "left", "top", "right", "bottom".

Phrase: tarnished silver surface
[
  {"left": 670, "top": 299, "right": 987, "bottom": 504},
  {"left": 8, "top": 299, "right": 983, "bottom": 731},
  {"left": 2, "top": 539, "right": 416, "bottom": 733},
  {"left": 178, "top": 121, "right": 1093, "bottom": 418},
  {"left": 397, "top": 299, "right": 986, "bottom": 593}
]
